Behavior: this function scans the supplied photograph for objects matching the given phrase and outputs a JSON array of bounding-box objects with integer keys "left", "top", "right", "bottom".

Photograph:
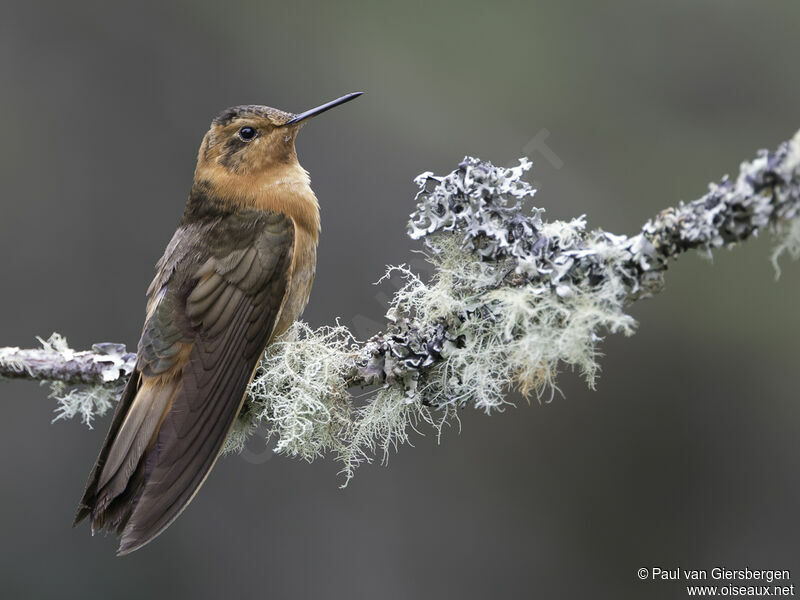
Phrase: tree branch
[
  {"left": 3, "top": 130, "right": 799, "bottom": 480},
  {"left": 0, "top": 335, "right": 135, "bottom": 385}
]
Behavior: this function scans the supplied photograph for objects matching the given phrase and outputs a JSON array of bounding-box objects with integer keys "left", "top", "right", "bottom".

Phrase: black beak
[{"left": 284, "top": 92, "right": 363, "bottom": 125}]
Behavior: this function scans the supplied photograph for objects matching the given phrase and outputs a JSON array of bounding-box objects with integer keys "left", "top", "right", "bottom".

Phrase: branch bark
[
  {"left": 0, "top": 337, "right": 135, "bottom": 385},
  {"left": 2, "top": 129, "right": 799, "bottom": 400}
]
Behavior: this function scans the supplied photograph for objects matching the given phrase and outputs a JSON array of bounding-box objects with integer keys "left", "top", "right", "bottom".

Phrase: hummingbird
[{"left": 74, "top": 92, "right": 362, "bottom": 555}]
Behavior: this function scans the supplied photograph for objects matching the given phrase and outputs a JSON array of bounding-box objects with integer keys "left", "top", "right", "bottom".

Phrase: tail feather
[
  {"left": 97, "top": 381, "right": 172, "bottom": 489},
  {"left": 97, "top": 382, "right": 175, "bottom": 497},
  {"left": 74, "top": 370, "right": 140, "bottom": 528},
  {"left": 74, "top": 371, "right": 176, "bottom": 537},
  {"left": 74, "top": 358, "right": 250, "bottom": 554}
]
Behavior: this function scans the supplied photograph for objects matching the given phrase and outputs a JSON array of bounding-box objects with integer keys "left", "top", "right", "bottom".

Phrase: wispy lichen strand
[{"left": 4, "top": 130, "right": 799, "bottom": 483}]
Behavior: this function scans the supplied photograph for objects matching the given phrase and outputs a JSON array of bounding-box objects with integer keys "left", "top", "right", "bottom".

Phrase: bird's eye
[{"left": 238, "top": 126, "right": 257, "bottom": 141}]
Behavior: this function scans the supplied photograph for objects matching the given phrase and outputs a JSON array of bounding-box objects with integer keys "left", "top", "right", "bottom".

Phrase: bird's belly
[{"left": 272, "top": 228, "right": 317, "bottom": 338}]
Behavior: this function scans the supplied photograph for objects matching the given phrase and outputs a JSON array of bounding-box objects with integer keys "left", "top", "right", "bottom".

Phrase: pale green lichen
[
  {"left": 228, "top": 226, "right": 638, "bottom": 483},
  {"left": 223, "top": 322, "right": 355, "bottom": 459},
  {"left": 50, "top": 381, "right": 119, "bottom": 429},
  {"left": 42, "top": 333, "right": 128, "bottom": 428},
  {"left": 0, "top": 352, "right": 31, "bottom": 376},
  {"left": 771, "top": 218, "right": 800, "bottom": 278},
  {"left": 221, "top": 319, "right": 451, "bottom": 484},
  {"left": 338, "top": 388, "right": 428, "bottom": 482},
  {"left": 415, "top": 234, "right": 632, "bottom": 398},
  {"left": 39, "top": 332, "right": 71, "bottom": 356}
]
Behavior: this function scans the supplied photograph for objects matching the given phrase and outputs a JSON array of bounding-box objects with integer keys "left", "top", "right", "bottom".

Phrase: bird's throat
[{"left": 187, "top": 161, "right": 320, "bottom": 238}]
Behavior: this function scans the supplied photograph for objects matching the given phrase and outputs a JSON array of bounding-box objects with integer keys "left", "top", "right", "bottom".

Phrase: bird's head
[{"left": 195, "top": 92, "right": 362, "bottom": 178}]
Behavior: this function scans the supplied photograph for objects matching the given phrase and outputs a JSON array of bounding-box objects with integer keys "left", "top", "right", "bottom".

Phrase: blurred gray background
[{"left": 1, "top": 1, "right": 798, "bottom": 598}]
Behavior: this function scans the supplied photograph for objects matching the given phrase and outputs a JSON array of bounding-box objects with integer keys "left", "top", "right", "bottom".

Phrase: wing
[{"left": 75, "top": 209, "right": 295, "bottom": 555}]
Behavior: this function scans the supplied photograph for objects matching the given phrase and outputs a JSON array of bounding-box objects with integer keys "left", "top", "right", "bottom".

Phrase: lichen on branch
[
  {"left": 0, "top": 334, "right": 134, "bottom": 428},
  {"left": 3, "top": 130, "right": 799, "bottom": 483},
  {"left": 229, "top": 128, "right": 800, "bottom": 481}
]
